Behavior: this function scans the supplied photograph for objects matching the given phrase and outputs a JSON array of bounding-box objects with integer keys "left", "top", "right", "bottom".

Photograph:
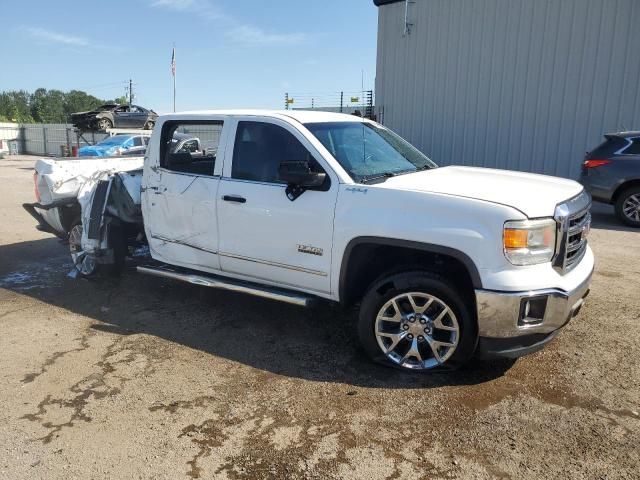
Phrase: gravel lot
[{"left": 1, "top": 155, "right": 639, "bottom": 480}]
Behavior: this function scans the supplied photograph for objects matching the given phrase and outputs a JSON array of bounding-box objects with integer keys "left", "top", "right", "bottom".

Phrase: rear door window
[{"left": 160, "top": 121, "right": 223, "bottom": 176}]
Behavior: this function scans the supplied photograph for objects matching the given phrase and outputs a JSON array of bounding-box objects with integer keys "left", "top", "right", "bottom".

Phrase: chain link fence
[
  {"left": 284, "top": 90, "right": 375, "bottom": 120},
  {"left": 0, "top": 123, "right": 108, "bottom": 157}
]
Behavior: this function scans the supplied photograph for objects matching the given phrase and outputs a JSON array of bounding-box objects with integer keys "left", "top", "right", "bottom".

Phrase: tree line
[{"left": 0, "top": 89, "right": 128, "bottom": 124}]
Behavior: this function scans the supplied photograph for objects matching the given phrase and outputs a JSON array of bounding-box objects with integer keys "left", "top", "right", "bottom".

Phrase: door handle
[{"left": 222, "top": 195, "right": 246, "bottom": 203}]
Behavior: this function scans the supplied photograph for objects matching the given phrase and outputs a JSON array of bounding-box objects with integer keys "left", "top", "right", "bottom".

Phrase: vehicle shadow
[
  {"left": 0, "top": 238, "right": 515, "bottom": 389},
  {"left": 590, "top": 203, "right": 639, "bottom": 233}
]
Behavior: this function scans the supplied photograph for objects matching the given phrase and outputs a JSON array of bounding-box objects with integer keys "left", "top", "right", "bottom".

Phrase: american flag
[{"left": 171, "top": 47, "right": 176, "bottom": 76}]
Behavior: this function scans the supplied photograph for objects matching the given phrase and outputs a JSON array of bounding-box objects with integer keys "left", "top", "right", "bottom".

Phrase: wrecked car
[
  {"left": 24, "top": 110, "right": 594, "bottom": 372},
  {"left": 71, "top": 104, "right": 157, "bottom": 132}
]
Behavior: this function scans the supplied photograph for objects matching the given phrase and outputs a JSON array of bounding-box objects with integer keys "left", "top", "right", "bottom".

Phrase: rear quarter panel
[{"left": 581, "top": 157, "right": 640, "bottom": 203}]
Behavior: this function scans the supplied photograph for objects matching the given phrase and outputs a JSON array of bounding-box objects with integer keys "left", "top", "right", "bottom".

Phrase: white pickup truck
[{"left": 24, "top": 110, "right": 593, "bottom": 371}]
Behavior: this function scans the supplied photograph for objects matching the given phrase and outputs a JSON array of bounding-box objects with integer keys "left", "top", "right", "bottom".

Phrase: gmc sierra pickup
[{"left": 24, "top": 110, "right": 594, "bottom": 371}]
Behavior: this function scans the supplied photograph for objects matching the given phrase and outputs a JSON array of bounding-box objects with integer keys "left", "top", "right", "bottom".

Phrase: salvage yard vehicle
[
  {"left": 23, "top": 132, "right": 201, "bottom": 239},
  {"left": 580, "top": 131, "right": 640, "bottom": 227},
  {"left": 24, "top": 110, "right": 594, "bottom": 371},
  {"left": 79, "top": 134, "right": 149, "bottom": 157},
  {"left": 71, "top": 104, "right": 158, "bottom": 131}
]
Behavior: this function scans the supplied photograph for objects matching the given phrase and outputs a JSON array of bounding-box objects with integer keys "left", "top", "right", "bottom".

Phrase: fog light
[{"left": 518, "top": 296, "right": 548, "bottom": 326}]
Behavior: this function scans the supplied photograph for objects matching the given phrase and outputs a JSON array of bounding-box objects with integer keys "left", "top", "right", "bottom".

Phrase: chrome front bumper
[{"left": 475, "top": 269, "right": 593, "bottom": 339}]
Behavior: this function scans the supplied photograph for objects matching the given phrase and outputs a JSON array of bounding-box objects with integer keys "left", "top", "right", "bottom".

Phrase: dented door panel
[{"left": 145, "top": 171, "right": 221, "bottom": 270}]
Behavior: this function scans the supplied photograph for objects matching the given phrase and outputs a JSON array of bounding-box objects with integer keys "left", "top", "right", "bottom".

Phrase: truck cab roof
[{"left": 159, "top": 109, "right": 367, "bottom": 124}]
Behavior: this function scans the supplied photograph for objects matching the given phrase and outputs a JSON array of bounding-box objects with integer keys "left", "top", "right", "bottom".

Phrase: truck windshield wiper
[
  {"left": 359, "top": 168, "right": 423, "bottom": 184},
  {"left": 359, "top": 171, "right": 398, "bottom": 184}
]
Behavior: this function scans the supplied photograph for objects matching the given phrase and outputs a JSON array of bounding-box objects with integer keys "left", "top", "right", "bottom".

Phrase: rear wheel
[
  {"left": 358, "top": 271, "right": 476, "bottom": 371},
  {"left": 68, "top": 221, "right": 126, "bottom": 277},
  {"left": 614, "top": 186, "right": 640, "bottom": 227},
  {"left": 69, "top": 222, "right": 99, "bottom": 276},
  {"left": 144, "top": 120, "right": 155, "bottom": 130}
]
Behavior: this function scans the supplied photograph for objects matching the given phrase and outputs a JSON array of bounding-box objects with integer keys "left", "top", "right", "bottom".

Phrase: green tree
[
  {"left": 63, "top": 90, "right": 104, "bottom": 117},
  {"left": 113, "top": 95, "right": 129, "bottom": 105},
  {"left": 30, "top": 88, "right": 67, "bottom": 123},
  {"left": 0, "top": 88, "right": 153, "bottom": 124},
  {"left": 0, "top": 90, "right": 33, "bottom": 122}
]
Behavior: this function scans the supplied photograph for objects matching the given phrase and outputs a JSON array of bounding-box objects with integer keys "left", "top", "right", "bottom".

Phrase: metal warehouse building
[{"left": 373, "top": 0, "right": 640, "bottom": 179}]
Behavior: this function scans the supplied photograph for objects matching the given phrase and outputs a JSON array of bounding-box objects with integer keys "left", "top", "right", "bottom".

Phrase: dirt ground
[{"left": 0, "top": 155, "right": 638, "bottom": 480}]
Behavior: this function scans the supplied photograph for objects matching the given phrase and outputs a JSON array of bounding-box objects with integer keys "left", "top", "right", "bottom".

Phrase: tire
[
  {"left": 357, "top": 271, "right": 477, "bottom": 372},
  {"left": 68, "top": 221, "right": 126, "bottom": 277},
  {"left": 614, "top": 186, "right": 640, "bottom": 228},
  {"left": 144, "top": 120, "right": 155, "bottom": 130},
  {"left": 97, "top": 118, "right": 112, "bottom": 131}
]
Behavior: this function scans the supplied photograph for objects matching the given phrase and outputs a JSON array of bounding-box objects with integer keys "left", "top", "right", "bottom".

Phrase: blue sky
[{"left": 2, "top": 0, "right": 378, "bottom": 113}]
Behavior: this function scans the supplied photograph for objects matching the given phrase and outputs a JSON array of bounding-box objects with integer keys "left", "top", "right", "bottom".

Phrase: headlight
[{"left": 503, "top": 219, "right": 556, "bottom": 265}]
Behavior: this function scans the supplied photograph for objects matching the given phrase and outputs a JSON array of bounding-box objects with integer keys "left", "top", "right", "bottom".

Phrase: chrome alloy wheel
[
  {"left": 69, "top": 224, "right": 97, "bottom": 276},
  {"left": 375, "top": 292, "right": 460, "bottom": 370},
  {"left": 98, "top": 118, "right": 112, "bottom": 131},
  {"left": 622, "top": 194, "right": 640, "bottom": 222}
]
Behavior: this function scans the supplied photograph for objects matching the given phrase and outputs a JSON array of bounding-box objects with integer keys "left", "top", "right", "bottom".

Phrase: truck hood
[{"left": 378, "top": 166, "right": 583, "bottom": 218}]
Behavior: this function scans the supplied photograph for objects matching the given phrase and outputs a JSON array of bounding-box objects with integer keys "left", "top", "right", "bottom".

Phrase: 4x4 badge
[{"left": 297, "top": 244, "right": 323, "bottom": 256}]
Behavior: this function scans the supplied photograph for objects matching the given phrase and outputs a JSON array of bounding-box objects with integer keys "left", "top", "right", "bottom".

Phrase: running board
[{"left": 137, "top": 265, "right": 314, "bottom": 307}]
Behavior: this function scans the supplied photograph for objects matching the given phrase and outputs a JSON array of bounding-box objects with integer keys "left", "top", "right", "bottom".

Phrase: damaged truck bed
[
  {"left": 24, "top": 156, "right": 143, "bottom": 239},
  {"left": 69, "top": 167, "right": 144, "bottom": 276}
]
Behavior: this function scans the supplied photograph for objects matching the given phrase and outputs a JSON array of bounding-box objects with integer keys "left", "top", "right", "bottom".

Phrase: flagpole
[{"left": 172, "top": 44, "right": 176, "bottom": 113}]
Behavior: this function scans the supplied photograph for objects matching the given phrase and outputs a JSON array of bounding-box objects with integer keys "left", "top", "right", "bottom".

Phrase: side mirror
[
  {"left": 279, "top": 161, "right": 327, "bottom": 201},
  {"left": 279, "top": 161, "right": 326, "bottom": 187}
]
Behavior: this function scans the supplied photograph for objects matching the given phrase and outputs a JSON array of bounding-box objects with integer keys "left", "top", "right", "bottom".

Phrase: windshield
[
  {"left": 305, "top": 122, "right": 437, "bottom": 182},
  {"left": 97, "top": 135, "right": 131, "bottom": 146}
]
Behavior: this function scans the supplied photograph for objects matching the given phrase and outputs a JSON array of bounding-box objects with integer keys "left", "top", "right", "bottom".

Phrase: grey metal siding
[{"left": 375, "top": 0, "right": 640, "bottom": 179}]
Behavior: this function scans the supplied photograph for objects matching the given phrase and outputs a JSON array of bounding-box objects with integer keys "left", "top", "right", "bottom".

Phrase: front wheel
[
  {"left": 97, "top": 118, "right": 113, "bottom": 131},
  {"left": 614, "top": 186, "right": 640, "bottom": 227},
  {"left": 358, "top": 271, "right": 477, "bottom": 371}
]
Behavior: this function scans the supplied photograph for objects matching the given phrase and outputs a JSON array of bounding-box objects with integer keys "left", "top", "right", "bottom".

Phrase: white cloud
[
  {"left": 226, "top": 25, "right": 307, "bottom": 46},
  {"left": 149, "top": 0, "right": 224, "bottom": 20},
  {"left": 22, "top": 27, "right": 90, "bottom": 47},
  {"left": 148, "top": 0, "right": 307, "bottom": 47},
  {"left": 151, "top": 0, "right": 195, "bottom": 9}
]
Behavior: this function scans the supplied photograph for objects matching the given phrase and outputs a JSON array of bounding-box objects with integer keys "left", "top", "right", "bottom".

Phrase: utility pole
[
  {"left": 129, "top": 78, "right": 133, "bottom": 106},
  {"left": 285, "top": 93, "right": 289, "bottom": 110}
]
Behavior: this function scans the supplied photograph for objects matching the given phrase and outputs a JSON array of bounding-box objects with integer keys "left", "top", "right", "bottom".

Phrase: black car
[
  {"left": 71, "top": 104, "right": 157, "bottom": 132},
  {"left": 580, "top": 131, "right": 640, "bottom": 227}
]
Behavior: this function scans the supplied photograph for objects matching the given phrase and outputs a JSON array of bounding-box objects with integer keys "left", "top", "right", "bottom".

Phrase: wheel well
[
  {"left": 339, "top": 242, "right": 479, "bottom": 310},
  {"left": 612, "top": 179, "right": 640, "bottom": 204},
  {"left": 59, "top": 203, "right": 81, "bottom": 233}
]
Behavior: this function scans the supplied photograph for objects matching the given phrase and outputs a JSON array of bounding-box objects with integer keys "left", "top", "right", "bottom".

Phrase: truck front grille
[{"left": 554, "top": 191, "right": 591, "bottom": 273}]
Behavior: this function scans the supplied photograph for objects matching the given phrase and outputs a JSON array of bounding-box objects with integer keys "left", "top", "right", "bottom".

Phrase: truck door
[
  {"left": 217, "top": 118, "right": 339, "bottom": 294},
  {"left": 142, "top": 120, "right": 226, "bottom": 271}
]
